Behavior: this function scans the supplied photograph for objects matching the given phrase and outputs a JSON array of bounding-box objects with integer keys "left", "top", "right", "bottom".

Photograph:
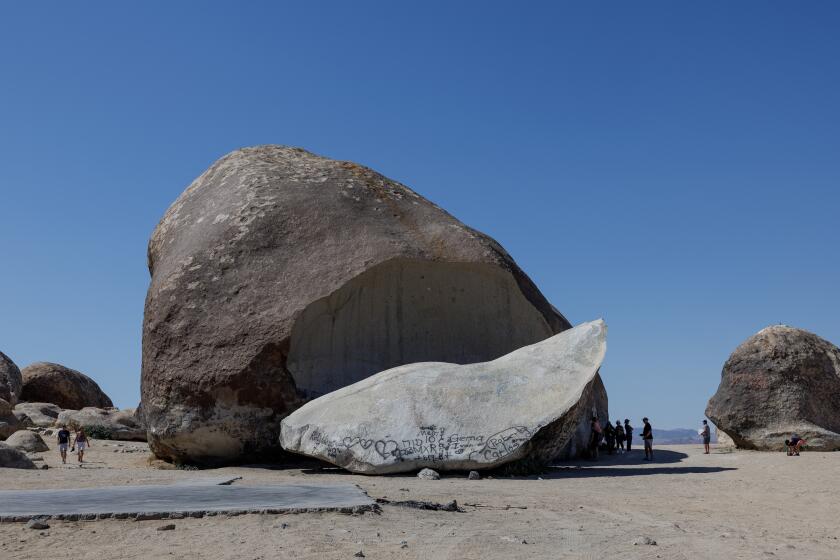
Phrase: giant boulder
[
  {"left": 20, "top": 362, "right": 113, "bottom": 410},
  {"left": 0, "top": 351, "right": 22, "bottom": 405},
  {"left": 142, "top": 145, "right": 605, "bottom": 465},
  {"left": 280, "top": 319, "right": 607, "bottom": 474},
  {"left": 57, "top": 407, "right": 146, "bottom": 441},
  {"left": 706, "top": 325, "right": 840, "bottom": 450}
]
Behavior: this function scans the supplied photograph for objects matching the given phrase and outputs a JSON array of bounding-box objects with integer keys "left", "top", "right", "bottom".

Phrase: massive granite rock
[
  {"left": 280, "top": 320, "right": 607, "bottom": 474},
  {"left": 706, "top": 325, "right": 840, "bottom": 451},
  {"left": 0, "top": 442, "right": 37, "bottom": 469},
  {"left": 57, "top": 407, "right": 146, "bottom": 441},
  {"left": 0, "top": 351, "right": 22, "bottom": 406},
  {"left": 20, "top": 362, "right": 113, "bottom": 410},
  {"left": 142, "top": 145, "right": 604, "bottom": 465}
]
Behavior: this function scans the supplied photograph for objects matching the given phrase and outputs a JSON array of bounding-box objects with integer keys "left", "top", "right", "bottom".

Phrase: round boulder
[
  {"left": 706, "top": 325, "right": 840, "bottom": 450},
  {"left": 20, "top": 362, "right": 112, "bottom": 410},
  {"left": 5, "top": 430, "right": 49, "bottom": 453},
  {"left": 0, "top": 442, "right": 37, "bottom": 469},
  {"left": 141, "top": 145, "right": 605, "bottom": 465},
  {"left": 0, "top": 351, "right": 22, "bottom": 405}
]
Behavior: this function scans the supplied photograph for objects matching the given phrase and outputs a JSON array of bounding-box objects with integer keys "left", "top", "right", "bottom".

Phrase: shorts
[
  {"left": 58, "top": 443, "right": 69, "bottom": 452},
  {"left": 76, "top": 442, "right": 87, "bottom": 451},
  {"left": 703, "top": 436, "right": 711, "bottom": 445},
  {"left": 644, "top": 439, "right": 653, "bottom": 449}
]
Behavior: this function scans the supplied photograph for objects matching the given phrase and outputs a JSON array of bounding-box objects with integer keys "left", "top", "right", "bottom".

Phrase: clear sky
[{"left": 1, "top": 2, "right": 838, "bottom": 429}]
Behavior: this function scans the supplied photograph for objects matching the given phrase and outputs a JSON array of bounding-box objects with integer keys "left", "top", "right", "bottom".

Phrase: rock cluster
[
  {"left": 141, "top": 145, "right": 605, "bottom": 465},
  {"left": 21, "top": 362, "right": 113, "bottom": 410},
  {"left": 280, "top": 319, "right": 607, "bottom": 474},
  {"left": 706, "top": 325, "right": 840, "bottom": 450},
  {"left": 57, "top": 407, "right": 146, "bottom": 441}
]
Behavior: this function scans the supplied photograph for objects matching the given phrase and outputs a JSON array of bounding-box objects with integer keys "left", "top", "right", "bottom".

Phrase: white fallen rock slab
[{"left": 280, "top": 319, "right": 607, "bottom": 474}]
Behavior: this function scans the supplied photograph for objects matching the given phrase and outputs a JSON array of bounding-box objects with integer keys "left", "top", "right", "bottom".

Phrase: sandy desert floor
[{"left": 1, "top": 441, "right": 838, "bottom": 560}]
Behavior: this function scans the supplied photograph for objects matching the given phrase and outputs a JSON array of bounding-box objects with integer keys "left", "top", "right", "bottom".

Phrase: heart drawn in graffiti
[{"left": 374, "top": 440, "right": 398, "bottom": 458}]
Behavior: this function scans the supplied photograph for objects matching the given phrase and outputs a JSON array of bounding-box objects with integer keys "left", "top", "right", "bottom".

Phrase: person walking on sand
[
  {"left": 72, "top": 427, "right": 91, "bottom": 463},
  {"left": 642, "top": 417, "right": 654, "bottom": 461},
  {"left": 624, "top": 419, "right": 633, "bottom": 453},
  {"left": 700, "top": 420, "right": 711, "bottom": 454},
  {"left": 56, "top": 424, "right": 71, "bottom": 464},
  {"left": 615, "top": 420, "right": 626, "bottom": 453}
]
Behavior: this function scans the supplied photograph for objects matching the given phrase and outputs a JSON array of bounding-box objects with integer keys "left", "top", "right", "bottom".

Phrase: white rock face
[
  {"left": 280, "top": 319, "right": 606, "bottom": 474},
  {"left": 5, "top": 430, "right": 49, "bottom": 453}
]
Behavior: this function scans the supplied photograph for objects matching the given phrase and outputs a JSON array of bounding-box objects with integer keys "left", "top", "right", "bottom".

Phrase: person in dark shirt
[
  {"left": 604, "top": 421, "right": 615, "bottom": 455},
  {"left": 700, "top": 420, "right": 711, "bottom": 454},
  {"left": 642, "top": 417, "right": 654, "bottom": 461},
  {"left": 624, "top": 419, "right": 634, "bottom": 453},
  {"left": 56, "top": 425, "right": 71, "bottom": 464},
  {"left": 615, "top": 420, "right": 625, "bottom": 453}
]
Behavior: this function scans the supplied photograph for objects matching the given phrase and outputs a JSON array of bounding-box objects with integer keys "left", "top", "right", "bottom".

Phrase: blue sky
[{"left": 1, "top": 2, "right": 838, "bottom": 428}]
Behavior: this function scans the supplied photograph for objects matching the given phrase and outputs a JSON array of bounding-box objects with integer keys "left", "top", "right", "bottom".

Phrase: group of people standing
[{"left": 589, "top": 416, "right": 655, "bottom": 460}]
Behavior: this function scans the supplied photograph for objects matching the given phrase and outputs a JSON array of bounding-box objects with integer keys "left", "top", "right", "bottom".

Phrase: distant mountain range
[{"left": 651, "top": 428, "right": 718, "bottom": 445}]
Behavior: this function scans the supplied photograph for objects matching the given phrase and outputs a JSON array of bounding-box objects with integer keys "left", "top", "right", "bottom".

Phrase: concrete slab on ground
[{"left": 0, "top": 481, "right": 374, "bottom": 521}]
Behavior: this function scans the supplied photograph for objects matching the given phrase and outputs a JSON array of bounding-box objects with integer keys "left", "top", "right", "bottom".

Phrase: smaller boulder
[
  {"left": 0, "top": 351, "right": 23, "bottom": 405},
  {"left": 417, "top": 468, "right": 440, "bottom": 480},
  {"left": 57, "top": 407, "right": 146, "bottom": 441},
  {"left": 467, "top": 471, "right": 481, "bottom": 480},
  {"left": 0, "top": 398, "right": 21, "bottom": 439},
  {"left": 5, "top": 430, "right": 49, "bottom": 453},
  {"left": 21, "top": 362, "right": 112, "bottom": 410},
  {"left": 13, "top": 402, "right": 63, "bottom": 428},
  {"left": 0, "top": 442, "right": 37, "bottom": 469},
  {"left": 26, "top": 518, "right": 50, "bottom": 530}
]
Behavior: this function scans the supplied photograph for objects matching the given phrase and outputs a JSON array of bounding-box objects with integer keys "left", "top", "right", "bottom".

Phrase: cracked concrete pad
[
  {"left": 0, "top": 482, "right": 374, "bottom": 521},
  {"left": 280, "top": 319, "right": 607, "bottom": 474}
]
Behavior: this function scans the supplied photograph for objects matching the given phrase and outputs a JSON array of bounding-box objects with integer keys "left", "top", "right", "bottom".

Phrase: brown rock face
[
  {"left": 0, "top": 351, "right": 22, "bottom": 405},
  {"left": 20, "top": 362, "right": 113, "bottom": 410},
  {"left": 142, "top": 145, "right": 604, "bottom": 465},
  {"left": 0, "top": 398, "right": 21, "bottom": 439},
  {"left": 706, "top": 325, "right": 840, "bottom": 450}
]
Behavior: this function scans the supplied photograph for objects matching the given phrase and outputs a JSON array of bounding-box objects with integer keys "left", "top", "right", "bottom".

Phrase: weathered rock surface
[
  {"left": 0, "top": 351, "right": 22, "bottom": 405},
  {"left": 0, "top": 398, "right": 21, "bottom": 440},
  {"left": 0, "top": 442, "right": 37, "bottom": 469},
  {"left": 13, "top": 402, "right": 62, "bottom": 428},
  {"left": 280, "top": 320, "right": 607, "bottom": 474},
  {"left": 5, "top": 430, "right": 49, "bottom": 453},
  {"left": 141, "top": 145, "right": 604, "bottom": 465},
  {"left": 57, "top": 408, "right": 146, "bottom": 441},
  {"left": 706, "top": 325, "right": 840, "bottom": 450},
  {"left": 20, "top": 362, "right": 113, "bottom": 410}
]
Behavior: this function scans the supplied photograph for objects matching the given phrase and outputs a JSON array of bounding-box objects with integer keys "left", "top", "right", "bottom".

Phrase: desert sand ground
[{"left": 1, "top": 441, "right": 837, "bottom": 560}]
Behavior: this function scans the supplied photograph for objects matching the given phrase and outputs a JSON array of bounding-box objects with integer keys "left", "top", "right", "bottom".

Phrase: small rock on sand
[
  {"left": 633, "top": 536, "right": 657, "bottom": 546},
  {"left": 157, "top": 524, "right": 176, "bottom": 531},
  {"left": 468, "top": 471, "right": 480, "bottom": 480},
  {"left": 26, "top": 518, "right": 50, "bottom": 530},
  {"left": 417, "top": 468, "right": 440, "bottom": 480}
]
